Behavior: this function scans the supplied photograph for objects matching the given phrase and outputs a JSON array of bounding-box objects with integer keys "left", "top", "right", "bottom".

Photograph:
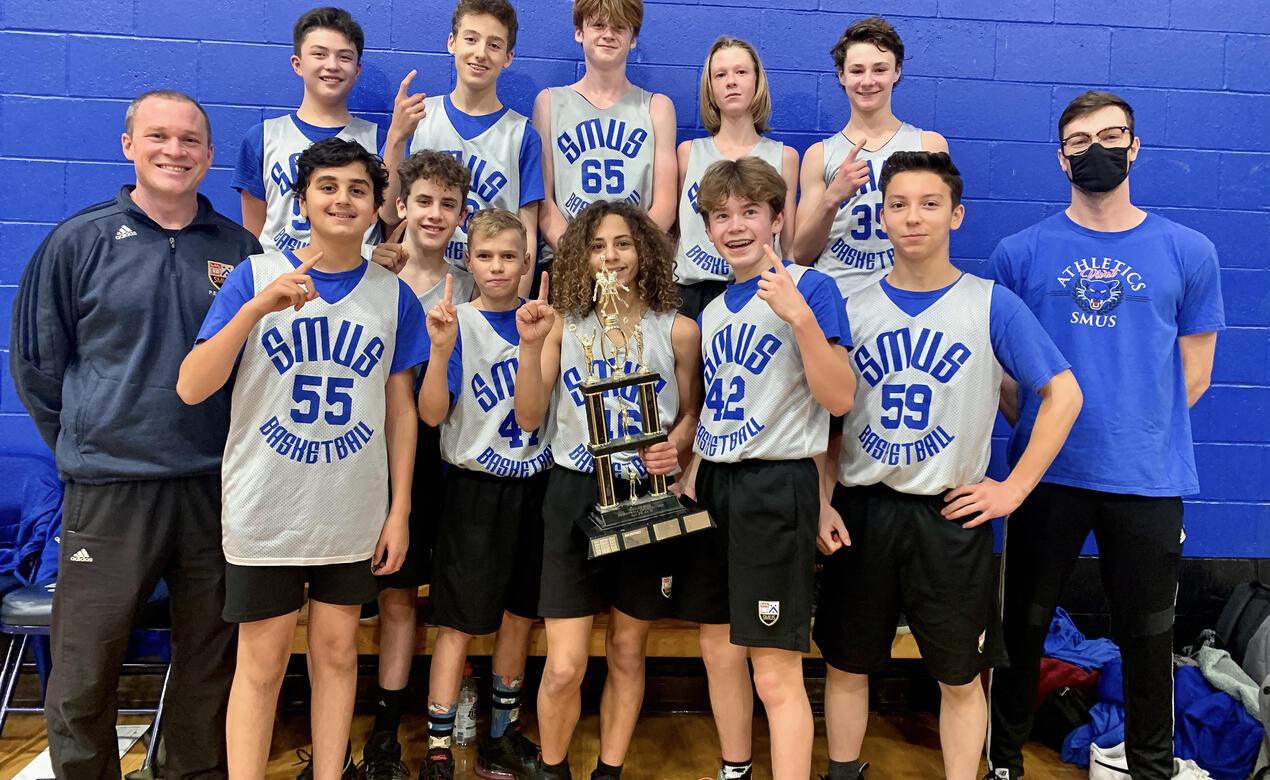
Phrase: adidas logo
[
  {"left": 114, "top": 224, "right": 137, "bottom": 241},
  {"left": 70, "top": 548, "right": 93, "bottom": 563}
]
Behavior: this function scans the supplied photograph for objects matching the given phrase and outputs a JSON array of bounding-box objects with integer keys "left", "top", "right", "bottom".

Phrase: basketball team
[{"left": 9, "top": 1, "right": 1225, "bottom": 779}]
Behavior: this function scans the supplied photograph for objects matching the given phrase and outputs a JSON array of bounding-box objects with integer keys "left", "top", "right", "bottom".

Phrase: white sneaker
[
  {"left": 1089, "top": 742, "right": 1129, "bottom": 779},
  {"left": 1172, "top": 758, "right": 1212, "bottom": 779}
]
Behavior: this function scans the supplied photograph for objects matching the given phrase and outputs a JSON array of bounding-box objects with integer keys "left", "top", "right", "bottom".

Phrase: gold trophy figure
[{"left": 567, "top": 267, "right": 713, "bottom": 558}]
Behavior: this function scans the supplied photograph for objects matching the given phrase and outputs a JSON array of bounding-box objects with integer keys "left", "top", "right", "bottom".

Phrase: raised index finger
[
  {"left": 846, "top": 136, "right": 867, "bottom": 162},
  {"left": 763, "top": 243, "right": 786, "bottom": 274},
  {"left": 443, "top": 273, "right": 453, "bottom": 304},
  {"left": 297, "top": 251, "right": 323, "bottom": 273},
  {"left": 388, "top": 219, "right": 408, "bottom": 244},
  {"left": 396, "top": 69, "right": 417, "bottom": 98},
  {"left": 536, "top": 270, "right": 550, "bottom": 302}
]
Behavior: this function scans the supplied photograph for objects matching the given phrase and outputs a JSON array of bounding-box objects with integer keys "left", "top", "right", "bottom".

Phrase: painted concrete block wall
[{"left": 1, "top": 0, "right": 1266, "bottom": 555}]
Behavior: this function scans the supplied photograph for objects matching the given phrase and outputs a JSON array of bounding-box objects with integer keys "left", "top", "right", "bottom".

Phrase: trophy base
[{"left": 579, "top": 494, "right": 715, "bottom": 559}]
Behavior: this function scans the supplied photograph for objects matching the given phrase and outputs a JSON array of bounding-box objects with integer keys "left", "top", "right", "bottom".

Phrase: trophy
[{"left": 571, "top": 266, "right": 713, "bottom": 559}]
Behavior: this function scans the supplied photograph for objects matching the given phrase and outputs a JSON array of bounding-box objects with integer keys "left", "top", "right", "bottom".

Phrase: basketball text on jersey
[
  {"left": 556, "top": 118, "right": 648, "bottom": 218},
  {"left": 269, "top": 152, "right": 308, "bottom": 252},
  {"left": 559, "top": 357, "right": 668, "bottom": 475},
  {"left": 849, "top": 326, "right": 969, "bottom": 468},
  {"left": 694, "top": 322, "right": 783, "bottom": 458},
  {"left": 681, "top": 182, "right": 730, "bottom": 276},
  {"left": 1053, "top": 254, "right": 1150, "bottom": 329},
  {"left": 253, "top": 315, "right": 386, "bottom": 464},
  {"left": 467, "top": 356, "right": 552, "bottom": 478}
]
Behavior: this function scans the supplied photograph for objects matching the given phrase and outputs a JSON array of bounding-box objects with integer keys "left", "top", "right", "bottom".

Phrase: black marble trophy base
[{"left": 580, "top": 492, "right": 714, "bottom": 559}]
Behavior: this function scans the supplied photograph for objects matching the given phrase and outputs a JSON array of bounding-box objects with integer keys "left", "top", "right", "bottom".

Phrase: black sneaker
[
  {"left": 362, "top": 731, "right": 411, "bottom": 780},
  {"left": 294, "top": 744, "right": 356, "bottom": 780},
  {"left": 418, "top": 750, "right": 454, "bottom": 780},
  {"left": 983, "top": 770, "right": 1020, "bottom": 780},
  {"left": 476, "top": 729, "right": 540, "bottom": 779},
  {"left": 522, "top": 755, "right": 571, "bottom": 780}
]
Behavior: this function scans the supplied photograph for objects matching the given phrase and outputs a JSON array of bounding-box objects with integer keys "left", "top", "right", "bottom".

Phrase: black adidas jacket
[{"left": 9, "top": 186, "right": 262, "bottom": 484}]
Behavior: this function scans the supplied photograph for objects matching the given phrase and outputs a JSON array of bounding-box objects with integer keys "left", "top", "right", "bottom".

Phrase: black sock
[
  {"left": 373, "top": 686, "right": 408, "bottom": 736},
  {"left": 721, "top": 757, "right": 752, "bottom": 779},
  {"left": 591, "top": 759, "right": 622, "bottom": 779},
  {"left": 827, "top": 759, "right": 867, "bottom": 780}
]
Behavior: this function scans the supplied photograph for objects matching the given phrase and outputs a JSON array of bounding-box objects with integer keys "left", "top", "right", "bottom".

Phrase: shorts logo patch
[
  {"left": 977, "top": 630, "right": 986, "bottom": 654},
  {"left": 660, "top": 576, "right": 673, "bottom": 598},
  {"left": 758, "top": 600, "right": 780, "bottom": 626},
  {"left": 207, "top": 260, "right": 234, "bottom": 289}
]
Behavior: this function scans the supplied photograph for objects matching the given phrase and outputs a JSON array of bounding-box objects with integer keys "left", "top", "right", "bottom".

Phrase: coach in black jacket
[{"left": 10, "top": 90, "right": 261, "bottom": 780}]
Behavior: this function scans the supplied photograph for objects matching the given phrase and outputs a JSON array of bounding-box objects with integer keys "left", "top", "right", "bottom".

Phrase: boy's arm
[
  {"left": 240, "top": 192, "right": 266, "bottom": 238},
  {"left": 792, "top": 138, "right": 868, "bottom": 265},
  {"left": 532, "top": 90, "right": 568, "bottom": 251},
  {"left": 177, "top": 254, "right": 321, "bottom": 404},
  {"left": 1179, "top": 331, "right": 1217, "bottom": 408},
  {"left": 944, "top": 369, "right": 1081, "bottom": 527},
  {"left": 417, "top": 275, "right": 459, "bottom": 426},
  {"left": 516, "top": 202, "right": 540, "bottom": 298},
  {"left": 374, "top": 369, "right": 416, "bottom": 576},
  {"left": 920, "top": 130, "right": 949, "bottom": 153},
  {"left": 998, "top": 374, "right": 1020, "bottom": 426},
  {"left": 815, "top": 446, "right": 850, "bottom": 554},
  {"left": 380, "top": 70, "right": 428, "bottom": 228},
  {"left": 779, "top": 145, "right": 800, "bottom": 253},
  {"left": 640, "top": 314, "right": 702, "bottom": 476},
  {"left": 645, "top": 93, "right": 678, "bottom": 232},
  {"left": 513, "top": 273, "right": 561, "bottom": 431}
]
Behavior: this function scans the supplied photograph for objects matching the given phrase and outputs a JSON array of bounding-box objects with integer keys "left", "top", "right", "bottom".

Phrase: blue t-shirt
[
  {"left": 706, "top": 261, "right": 852, "bottom": 348},
  {"left": 231, "top": 114, "right": 389, "bottom": 200},
  {"left": 988, "top": 212, "right": 1225, "bottom": 496},
  {"left": 874, "top": 276, "right": 1070, "bottom": 394},
  {"left": 406, "top": 96, "right": 546, "bottom": 208},
  {"left": 197, "top": 251, "right": 428, "bottom": 375}
]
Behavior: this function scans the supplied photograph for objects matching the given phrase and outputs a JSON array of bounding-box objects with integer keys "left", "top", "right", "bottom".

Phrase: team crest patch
[
  {"left": 207, "top": 261, "right": 234, "bottom": 289},
  {"left": 661, "top": 576, "right": 673, "bottom": 598},
  {"left": 1073, "top": 276, "right": 1123, "bottom": 314},
  {"left": 758, "top": 600, "right": 780, "bottom": 627}
]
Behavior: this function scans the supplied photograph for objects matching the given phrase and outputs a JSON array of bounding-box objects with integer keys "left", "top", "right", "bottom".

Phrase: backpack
[{"left": 1215, "top": 582, "right": 1270, "bottom": 669}]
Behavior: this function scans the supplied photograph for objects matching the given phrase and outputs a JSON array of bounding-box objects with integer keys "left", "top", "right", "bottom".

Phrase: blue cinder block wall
[{"left": 1, "top": 0, "right": 1266, "bottom": 556}]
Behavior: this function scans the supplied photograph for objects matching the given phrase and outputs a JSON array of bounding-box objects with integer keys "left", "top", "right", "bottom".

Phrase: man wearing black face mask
[{"left": 981, "top": 91, "right": 1225, "bottom": 780}]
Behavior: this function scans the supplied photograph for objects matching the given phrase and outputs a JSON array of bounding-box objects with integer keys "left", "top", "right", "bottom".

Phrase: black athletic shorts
[
  {"left": 814, "top": 483, "right": 1009, "bottom": 685},
  {"left": 430, "top": 467, "right": 549, "bottom": 635},
  {"left": 378, "top": 421, "right": 443, "bottom": 590},
  {"left": 538, "top": 467, "right": 678, "bottom": 621},
  {"left": 693, "top": 458, "right": 819, "bottom": 651},
  {"left": 223, "top": 559, "right": 378, "bottom": 623},
  {"left": 676, "top": 281, "right": 727, "bottom": 322}
]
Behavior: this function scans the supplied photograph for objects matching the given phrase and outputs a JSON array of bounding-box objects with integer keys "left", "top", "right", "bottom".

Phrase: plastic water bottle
[{"left": 454, "top": 662, "right": 478, "bottom": 746}]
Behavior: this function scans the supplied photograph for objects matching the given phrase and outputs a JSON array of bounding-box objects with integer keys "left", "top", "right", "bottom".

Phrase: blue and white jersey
[
  {"left": 198, "top": 249, "right": 427, "bottom": 565},
  {"left": 552, "top": 309, "right": 678, "bottom": 476},
  {"left": 990, "top": 212, "right": 1225, "bottom": 496},
  {"left": 233, "top": 114, "right": 383, "bottom": 253},
  {"left": 407, "top": 95, "right": 544, "bottom": 267},
  {"left": 548, "top": 86, "right": 655, "bottom": 221},
  {"left": 673, "top": 136, "right": 785, "bottom": 285},
  {"left": 840, "top": 274, "right": 1069, "bottom": 494},
  {"left": 695, "top": 263, "right": 850, "bottom": 463},
  {"left": 813, "top": 123, "right": 923, "bottom": 297},
  {"left": 440, "top": 302, "right": 552, "bottom": 477}
]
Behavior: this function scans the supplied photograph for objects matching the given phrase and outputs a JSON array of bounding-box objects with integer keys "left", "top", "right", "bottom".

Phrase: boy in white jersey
[
  {"left": 358, "top": 150, "right": 475, "bottom": 779},
  {"left": 532, "top": 0, "right": 678, "bottom": 265},
  {"left": 793, "top": 16, "right": 948, "bottom": 297},
  {"left": 674, "top": 36, "right": 799, "bottom": 320},
  {"left": 416, "top": 209, "right": 550, "bottom": 780},
  {"left": 232, "top": 7, "right": 384, "bottom": 252},
  {"left": 690, "top": 157, "right": 855, "bottom": 780},
  {"left": 380, "top": 0, "right": 545, "bottom": 297},
  {"left": 812, "top": 152, "right": 1081, "bottom": 780},
  {"left": 177, "top": 139, "right": 427, "bottom": 780}
]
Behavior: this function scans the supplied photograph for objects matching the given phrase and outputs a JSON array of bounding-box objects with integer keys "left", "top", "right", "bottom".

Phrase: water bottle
[{"left": 454, "top": 662, "right": 478, "bottom": 746}]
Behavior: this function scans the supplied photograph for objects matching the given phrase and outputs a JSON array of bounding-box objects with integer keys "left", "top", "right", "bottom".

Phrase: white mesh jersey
[
  {"left": 440, "top": 303, "right": 552, "bottom": 477},
  {"left": 259, "top": 115, "right": 382, "bottom": 253},
  {"left": 694, "top": 264, "right": 828, "bottom": 463},
  {"left": 548, "top": 86, "right": 655, "bottom": 221},
  {"left": 813, "top": 123, "right": 923, "bottom": 297},
  {"left": 552, "top": 309, "right": 678, "bottom": 476},
  {"left": 416, "top": 267, "right": 475, "bottom": 312},
  {"left": 221, "top": 251, "right": 402, "bottom": 566},
  {"left": 838, "top": 275, "right": 1003, "bottom": 494},
  {"left": 409, "top": 96, "right": 529, "bottom": 267},
  {"left": 674, "top": 136, "right": 785, "bottom": 285}
]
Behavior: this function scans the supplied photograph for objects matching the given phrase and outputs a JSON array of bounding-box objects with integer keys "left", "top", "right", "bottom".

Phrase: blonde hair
[
  {"left": 466, "top": 208, "right": 527, "bottom": 253},
  {"left": 572, "top": 0, "right": 643, "bottom": 36},
  {"left": 552, "top": 201, "right": 678, "bottom": 318},
  {"left": 699, "top": 37, "right": 771, "bottom": 135}
]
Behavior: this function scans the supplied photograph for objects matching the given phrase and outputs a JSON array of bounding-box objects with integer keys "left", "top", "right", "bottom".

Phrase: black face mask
[{"left": 1065, "top": 142, "right": 1131, "bottom": 193}]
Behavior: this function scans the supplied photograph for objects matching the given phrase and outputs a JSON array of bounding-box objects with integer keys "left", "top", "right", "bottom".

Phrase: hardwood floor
[{"left": 0, "top": 712, "right": 1085, "bottom": 779}]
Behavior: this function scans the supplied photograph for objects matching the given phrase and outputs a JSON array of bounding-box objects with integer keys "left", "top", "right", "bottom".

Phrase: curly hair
[
  {"left": 553, "top": 201, "right": 679, "bottom": 318},
  {"left": 397, "top": 149, "right": 471, "bottom": 202},
  {"left": 294, "top": 137, "right": 389, "bottom": 209}
]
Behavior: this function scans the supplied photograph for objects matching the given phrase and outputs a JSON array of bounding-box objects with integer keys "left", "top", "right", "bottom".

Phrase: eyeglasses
[{"left": 1061, "top": 125, "right": 1132, "bottom": 155}]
